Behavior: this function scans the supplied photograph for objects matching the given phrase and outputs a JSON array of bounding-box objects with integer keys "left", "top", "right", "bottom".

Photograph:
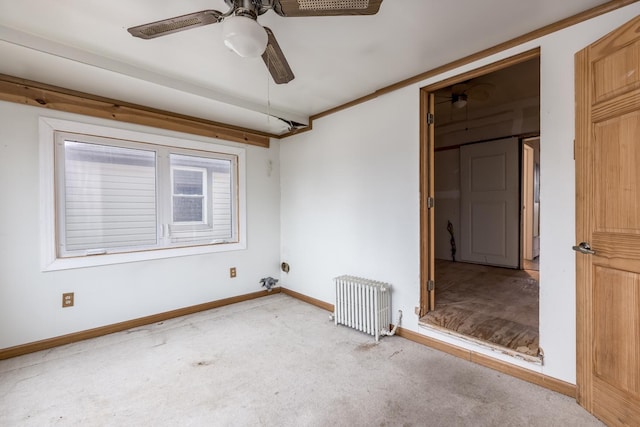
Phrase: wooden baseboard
[
  {"left": 0, "top": 288, "right": 281, "bottom": 360},
  {"left": 0, "top": 287, "right": 576, "bottom": 399},
  {"left": 281, "top": 287, "right": 334, "bottom": 312},
  {"left": 397, "top": 327, "right": 576, "bottom": 398},
  {"left": 279, "top": 289, "right": 575, "bottom": 397}
]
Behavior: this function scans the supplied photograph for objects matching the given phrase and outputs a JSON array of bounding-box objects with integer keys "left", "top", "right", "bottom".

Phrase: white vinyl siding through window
[
  {"left": 60, "top": 141, "right": 158, "bottom": 254},
  {"left": 40, "top": 117, "right": 246, "bottom": 270},
  {"left": 168, "top": 153, "right": 234, "bottom": 245}
]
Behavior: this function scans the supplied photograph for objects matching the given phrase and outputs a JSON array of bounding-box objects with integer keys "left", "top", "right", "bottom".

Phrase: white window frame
[{"left": 40, "top": 117, "right": 246, "bottom": 271}]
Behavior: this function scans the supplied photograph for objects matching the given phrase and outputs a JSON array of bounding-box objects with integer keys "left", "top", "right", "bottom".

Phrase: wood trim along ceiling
[
  {"left": 1, "top": 286, "right": 574, "bottom": 399},
  {"left": 0, "top": 74, "right": 272, "bottom": 148},
  {"left": 277, "top": 0, "right": 638, "bottom": 139},
  {"left": 0, "top": 2, "right": 633, "bottom": 144}
]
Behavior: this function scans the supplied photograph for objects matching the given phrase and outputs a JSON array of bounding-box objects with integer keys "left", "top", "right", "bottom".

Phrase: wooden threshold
[
  {"left": 0, "top": 74, "right": 272, "bottom": 148},
  {"left": 419, "top": 321, "right": 542, "bottom": 365},
  {"left": 0, "top": 288, "right": 282, "bottom": 361}
]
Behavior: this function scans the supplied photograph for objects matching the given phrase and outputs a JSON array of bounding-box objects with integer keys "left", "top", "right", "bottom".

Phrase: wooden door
[
  {"left": 522, "top": 143, "right": 535, "bottom": 261},
  {"left": 575, "top": 15, "right": 640, "bottom": 426},
  {"left": 459, "top": 137, "right": 520, "bottom": 268}
]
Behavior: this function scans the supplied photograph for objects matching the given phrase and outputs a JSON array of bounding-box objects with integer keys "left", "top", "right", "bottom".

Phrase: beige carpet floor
[{"left": 0, "top": 293, "right": 601, "bottom": 426}]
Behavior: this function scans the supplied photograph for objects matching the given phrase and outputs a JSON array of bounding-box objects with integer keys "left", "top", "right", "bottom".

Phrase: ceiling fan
[
  {"left": 128, "top": 0, "right": 384, "bottom": 85},
  {"left": 436, "top": 82, "right": 494, "bottom": 109}
]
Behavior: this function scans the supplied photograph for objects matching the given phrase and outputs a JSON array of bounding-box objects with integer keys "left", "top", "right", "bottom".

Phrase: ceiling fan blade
[
  {"left": 262, "top": 28, "right": 295, "bottom": 85},
  {"left": 450, "top": 83, "right": 471, "bottom": 95},
  {"left": 466, "top": 83, "right": 495, "bottom": 101},
  {"left": 274, "top": 0, "right": 382, "bottom": 17},
  {"left": 128, "top": 10, "right": 223, "bottom": 39}
]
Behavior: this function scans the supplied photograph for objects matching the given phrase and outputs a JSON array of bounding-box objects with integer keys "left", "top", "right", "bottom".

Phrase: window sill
[{"left": 43, "top": 241, "right": 246, "bottom": 271}]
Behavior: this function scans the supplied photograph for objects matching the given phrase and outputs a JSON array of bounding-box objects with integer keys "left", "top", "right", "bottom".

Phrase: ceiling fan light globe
[
  {"left": 452, "top": 93, "right": 468, "bottom": 109},
  {"left": 222, "top": 15, "right": 268, "bottom": 58},
  {"left": 452, "top": 99, "right": 467, "bottom": 109}
]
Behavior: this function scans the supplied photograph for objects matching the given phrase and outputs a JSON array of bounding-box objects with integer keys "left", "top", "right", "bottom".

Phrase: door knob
[{"left": 572, "top": 242, "right": 596, "bottom": 255}]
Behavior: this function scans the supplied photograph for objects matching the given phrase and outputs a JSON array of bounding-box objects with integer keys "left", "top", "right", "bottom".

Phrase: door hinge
[
  {"left": 427, "top": 113, "right": 434, "bottom": 125},
  {"left": 427, "top": 196, "right": 435, "bottom": 209},
  {"left": 427, "top": 280, "right": 435, "bottom": 292}
]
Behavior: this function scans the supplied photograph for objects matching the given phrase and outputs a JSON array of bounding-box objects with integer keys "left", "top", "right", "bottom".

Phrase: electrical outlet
[
  {"left": 62, "top": 292, "right": 74, "bottom": 308},
  {"left": 230, "top": 267, "right": 236, "bottom": 278}
]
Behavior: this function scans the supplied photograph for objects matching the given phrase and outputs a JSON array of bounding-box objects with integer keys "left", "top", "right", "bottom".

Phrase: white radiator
[{"left": 333, "top": 275, "right": 392, "bottom": 341}]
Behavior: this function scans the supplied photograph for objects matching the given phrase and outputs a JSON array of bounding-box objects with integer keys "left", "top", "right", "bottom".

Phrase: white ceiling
[{"left": 0, "top": 0, "right": 611, "bottom": 136}]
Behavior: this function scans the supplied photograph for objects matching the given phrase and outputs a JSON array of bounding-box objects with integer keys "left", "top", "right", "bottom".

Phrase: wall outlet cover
[{"left": 62, "top": 292, "right": 74, "bottom": 307}]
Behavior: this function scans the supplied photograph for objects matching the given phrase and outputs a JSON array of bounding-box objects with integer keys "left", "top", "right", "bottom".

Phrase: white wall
[
  {"left": 279, "top": 4, "right": 640, "bottom": 384},
  {"left": 0, "top": 101, "right": 281, "bottom": 349}
]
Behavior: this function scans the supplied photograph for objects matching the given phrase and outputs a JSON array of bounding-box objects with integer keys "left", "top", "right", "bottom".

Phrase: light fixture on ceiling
[
  {"left": 452, "top": 93, "right": 468, "bottom": 109},
  {"left": 222, "top": 14, "right": 268, "bottom": 58}
]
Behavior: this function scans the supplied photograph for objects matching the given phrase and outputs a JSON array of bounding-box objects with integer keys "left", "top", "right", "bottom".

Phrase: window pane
[
  {"left": 169, "top": 153, "right": 234, "bottom": 242},
  {"left": 62, "top": 141, "right": 157, "bottom": 253},
  {"left": 173, "top": 196, "right": 204, "bottom": 222},
  {"left": 173, "top": 169, "right": 203, "bottom": 195}
]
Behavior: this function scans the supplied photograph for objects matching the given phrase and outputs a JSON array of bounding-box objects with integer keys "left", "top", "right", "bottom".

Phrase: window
[
  {"left": 172, "top": 165, "right": 207, "bottom": 224},
  {"left": 167, "top": 153, "right": 235, "bottom": 245},
  {"left": 58, "top": 140, "right": 159, "bottom": 255},
  {"left": 40, "top": 118, "right": 246, "bottom": 270}
]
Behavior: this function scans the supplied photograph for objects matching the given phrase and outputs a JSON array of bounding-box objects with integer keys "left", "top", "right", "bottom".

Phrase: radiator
[{"left": 333, "top": 275, "right": 392, "bottom": 341}]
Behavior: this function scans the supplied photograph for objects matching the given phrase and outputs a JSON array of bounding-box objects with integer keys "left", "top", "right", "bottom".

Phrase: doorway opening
[{"left": 419, "top": 51, "right": 541, "bottom": 362}]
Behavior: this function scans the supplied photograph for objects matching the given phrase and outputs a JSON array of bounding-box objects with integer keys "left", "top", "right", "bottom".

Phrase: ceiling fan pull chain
[{"left": 267, "top": 51, "right": 271, "bottom": 125}]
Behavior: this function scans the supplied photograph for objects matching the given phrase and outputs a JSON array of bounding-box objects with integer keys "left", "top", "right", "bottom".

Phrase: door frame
[
  {"left": 522, "top": 142, "right": 535, "bottom": 261},
  {"left": 522, "top": 136, "right": 542, "bottom": 264},
  {"left": 418, "top": 48, "right": 541, "bottom": 315}
]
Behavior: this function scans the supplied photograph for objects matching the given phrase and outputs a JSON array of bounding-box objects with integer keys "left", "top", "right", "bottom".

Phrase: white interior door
[{"left": 460, "top": 137, "right": 520, "bottom": 268}]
